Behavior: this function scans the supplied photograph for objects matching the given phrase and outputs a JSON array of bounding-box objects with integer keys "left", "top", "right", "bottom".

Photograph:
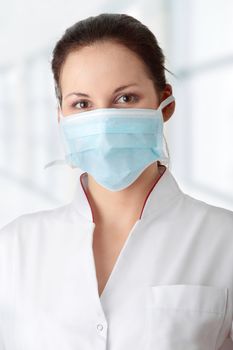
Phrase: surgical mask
[{"left": 44, "top": 94, "right": 175, "bottom": 192}]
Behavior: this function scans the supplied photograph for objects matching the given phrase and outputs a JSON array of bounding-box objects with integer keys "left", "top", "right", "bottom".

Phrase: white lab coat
[{"left": 0, "top": 165, "right": 233, "bottom": 350}]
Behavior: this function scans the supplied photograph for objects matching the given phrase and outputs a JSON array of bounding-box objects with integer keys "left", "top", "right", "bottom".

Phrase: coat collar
[{"left": 70, "top": 165, "right": 183, "bottom": 223}]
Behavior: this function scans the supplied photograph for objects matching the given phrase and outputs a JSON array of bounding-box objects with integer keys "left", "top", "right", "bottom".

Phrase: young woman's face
[{"left": 58, "top": 41, "right": 165, "bottom": 119}]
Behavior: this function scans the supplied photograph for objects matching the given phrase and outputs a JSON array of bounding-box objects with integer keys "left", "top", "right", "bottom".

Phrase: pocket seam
[
  {"left": 146, "top": 305, "right": 225, "bottom": 315},
  {"left": 148, "top": 284, "right": 228, "bottom": 315}
]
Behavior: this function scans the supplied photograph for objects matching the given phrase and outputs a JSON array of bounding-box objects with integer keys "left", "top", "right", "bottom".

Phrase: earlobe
[{"left": 163, "top": 101, "right": 175, "bottom": 122}]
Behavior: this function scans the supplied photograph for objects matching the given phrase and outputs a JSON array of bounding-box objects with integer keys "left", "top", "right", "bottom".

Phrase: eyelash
[{"left": 71, "top": 93, "right": 139, "bottom": 109}]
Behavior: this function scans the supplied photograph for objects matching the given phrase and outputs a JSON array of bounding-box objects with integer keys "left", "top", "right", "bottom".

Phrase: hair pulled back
[{"left": 51, "top": 13, "right": 170, "bottom": 106}]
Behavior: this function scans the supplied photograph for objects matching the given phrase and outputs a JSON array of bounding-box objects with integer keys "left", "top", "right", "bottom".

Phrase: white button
[{"left": 97, "top": 323, "right": 104, "bottom": 331}]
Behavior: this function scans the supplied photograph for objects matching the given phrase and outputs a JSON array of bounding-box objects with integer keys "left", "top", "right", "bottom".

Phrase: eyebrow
[{"left": 64, "top": 83, "right": 139, "bottom": 99}]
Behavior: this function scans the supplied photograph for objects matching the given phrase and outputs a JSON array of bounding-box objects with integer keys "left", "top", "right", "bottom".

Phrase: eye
[
  {"left": 71, "top": 100, "right": 91, "bottom": 109},
  {"left": 116, "top": 93, "right": 139, "bottom": 104},
  {"left": 70, "top": 93, "right": 139, "bottom": 110}
]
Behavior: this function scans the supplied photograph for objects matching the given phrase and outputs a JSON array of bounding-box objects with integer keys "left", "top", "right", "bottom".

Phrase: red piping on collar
[
  {"left": 139, "top": 164, "right": 167, "bottom": 220},
  {"left": 80, "top": 164, "right": 167, "bottom": 223}
]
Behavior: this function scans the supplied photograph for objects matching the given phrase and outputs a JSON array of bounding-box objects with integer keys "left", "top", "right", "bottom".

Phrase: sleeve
[
  {"left": 0, "top": 217, "right": 19, "bottom": 290},
  {"left": 0, "top": 219, "right": 18, "bottom": 349}
]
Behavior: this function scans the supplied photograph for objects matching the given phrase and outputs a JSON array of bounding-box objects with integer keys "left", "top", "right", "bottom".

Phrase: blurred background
[{"left": 1, "top": 0, "right": 233, "bottom": 231}]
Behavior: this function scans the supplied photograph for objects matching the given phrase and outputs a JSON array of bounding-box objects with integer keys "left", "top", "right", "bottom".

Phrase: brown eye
[
  {"left": 116, "top": 94, "right": 138, "bottom": 104},
  {"left": 72, "top": 100, "right": 90, "bottom": 109}
]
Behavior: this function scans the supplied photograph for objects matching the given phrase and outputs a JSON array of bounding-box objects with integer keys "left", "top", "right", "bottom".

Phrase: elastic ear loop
[
  {"left": 57, "top": 98, "right": 64, "bottom": 119},
  {"left": 43, "top": 98, "right": 68, "bottom": 169},
  {"left": 162, "top": 134, "right": 171, "bottom": 170},
  {"left": 158, "top": 94, "right": 175, "bottom": 110},
  {"left": 159, "top": 95, "right": 175, "bottom": 170}
]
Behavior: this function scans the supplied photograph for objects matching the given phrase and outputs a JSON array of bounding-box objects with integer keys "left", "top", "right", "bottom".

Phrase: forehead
[{"left": 59, "top": 41, "right": 150, "bottom": 89}]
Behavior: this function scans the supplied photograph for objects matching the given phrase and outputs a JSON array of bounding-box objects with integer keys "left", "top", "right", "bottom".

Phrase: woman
[{"left": 0, "top": 13, "right": 233, "bottom": 350}]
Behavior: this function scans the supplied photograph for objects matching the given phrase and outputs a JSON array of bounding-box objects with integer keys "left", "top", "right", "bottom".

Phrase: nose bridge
[
  {"left": 91, "top": 88, "right": 121, "bottom": 109},
  {"left": 95, "top": 98, "right": 114, "bottom": 109}
]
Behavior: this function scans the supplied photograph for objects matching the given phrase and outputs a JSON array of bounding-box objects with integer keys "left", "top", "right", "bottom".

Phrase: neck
[{"left": 85, "top": 162, "right": 164, "bottom": 227}]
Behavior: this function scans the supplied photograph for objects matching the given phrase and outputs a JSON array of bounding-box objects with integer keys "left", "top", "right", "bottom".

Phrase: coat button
[{"left": 97, "top": 323, "right": 104, "bottom": 331}]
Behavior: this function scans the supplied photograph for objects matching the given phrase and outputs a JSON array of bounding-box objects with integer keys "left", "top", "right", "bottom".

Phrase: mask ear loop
[
  {"left": 43, "top": 98, "right": 68, "bottom": 169},
  {"left": 161, "top": 134, "right": 171, "bottom": 169},
  {"left": 158, "top": 94, "right": 175, "bottom": 111},
  {"left": 57, "top": 98, "right": 65, "bottom": 120},
  {"left": 158, "top": 94, "right": 175, "bottom": 170}
]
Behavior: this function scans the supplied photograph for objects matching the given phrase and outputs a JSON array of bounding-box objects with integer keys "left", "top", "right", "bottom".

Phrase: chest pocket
[{"left": 145, "top": 284, "right": 228, "bottom": 350}]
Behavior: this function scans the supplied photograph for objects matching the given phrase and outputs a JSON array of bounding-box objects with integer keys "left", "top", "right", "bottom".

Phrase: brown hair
[{"left": 51, "top": 13, "right": 173, "bottom": 107}]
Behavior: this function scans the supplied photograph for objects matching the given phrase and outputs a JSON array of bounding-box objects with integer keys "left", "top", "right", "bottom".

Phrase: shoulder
[
  {"left": 182, "top": 192, "right": 233, "bottom": 232},
  {"left": 183, "top": 192, "right": 233, "bottom": 218},
  {"left": 0, "top": 202, "right": 75, "bottom": 242}
]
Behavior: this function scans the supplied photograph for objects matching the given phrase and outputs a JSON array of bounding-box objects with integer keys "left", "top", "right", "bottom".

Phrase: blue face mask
[{"left": 44, "top": 95, "right": 175, "bottom": 192}]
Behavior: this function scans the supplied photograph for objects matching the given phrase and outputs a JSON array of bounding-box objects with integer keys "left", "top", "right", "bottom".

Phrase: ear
[{"left": 160, "top": 84, "right": 175, "bottom": 122}]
